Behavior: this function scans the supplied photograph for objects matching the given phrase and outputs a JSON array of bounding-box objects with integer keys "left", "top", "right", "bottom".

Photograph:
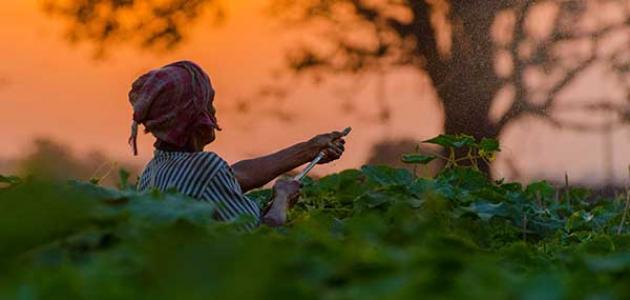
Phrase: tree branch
[
  {"left": 502, "top": 0, "right": 628, "bottom": 128},
  {"left": 552, "top": 18, "right": 630, "bottom": 41},
  {"left": 541, "top": 115, "right": 627, "bottom": 132},
  {"left": 497, "top": 1, "right": 537, "bottom": 128},
  {"left": 538, "top": 52, "right": 598, "bottom": 111},
  {"left": 552, "top": 99, "right": 630, "bottom": 122}
]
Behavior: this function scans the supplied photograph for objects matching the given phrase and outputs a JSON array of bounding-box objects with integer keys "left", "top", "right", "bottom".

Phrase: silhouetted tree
[{"left": 272, "top": 0, "right": 629, "bottom": 143}]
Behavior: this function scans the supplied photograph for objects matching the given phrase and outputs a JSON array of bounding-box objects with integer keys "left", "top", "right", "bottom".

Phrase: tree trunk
[
  {"left": 440, "top": 85, "right": 501, "bottom": 174},
  {"left": 418, "top": 1, "right": 506, "bottom": 174}
]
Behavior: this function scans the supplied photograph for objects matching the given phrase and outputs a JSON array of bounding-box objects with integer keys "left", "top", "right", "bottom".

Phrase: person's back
[{"left": 138, "top": 150, "right": 260, "bottom": 228}]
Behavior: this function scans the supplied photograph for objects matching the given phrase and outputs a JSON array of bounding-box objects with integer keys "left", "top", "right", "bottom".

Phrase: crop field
[{"left": 1, "top": 136, "right": 629, "bottom": 300}]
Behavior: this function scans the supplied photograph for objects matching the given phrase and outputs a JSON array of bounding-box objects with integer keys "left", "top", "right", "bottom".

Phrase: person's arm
[{"left": 231, "top": 131, "right": 346, "bottom": 192}]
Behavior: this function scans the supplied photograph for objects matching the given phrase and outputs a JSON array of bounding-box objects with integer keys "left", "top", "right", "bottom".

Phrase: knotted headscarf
[{"left": 128, "top": 61, "right": 220, "bottom": 155}]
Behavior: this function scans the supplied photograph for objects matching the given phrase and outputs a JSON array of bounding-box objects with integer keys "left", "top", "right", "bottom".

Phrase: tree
[{"left": 272, "top": 0, "right": 629, "bottom": 159}]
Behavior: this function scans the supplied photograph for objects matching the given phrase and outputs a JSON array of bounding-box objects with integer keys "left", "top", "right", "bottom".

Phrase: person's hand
[
  {"left": 272, "top": 178, "right": 301, "bottom": 207},
  {"left": 308, "top": 131, "right": 346, "bottom": 164},
  {"left": 264, "top": 179, "right": 301, "bottom": 227}
]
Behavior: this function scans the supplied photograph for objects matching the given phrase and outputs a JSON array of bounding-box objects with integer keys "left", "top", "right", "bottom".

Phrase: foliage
[
  {"left": 41, "top": 0, "right": 224, "bottom": 57},
  {"left": 1, "top": 153, "right": 630, "bottom": 299},
  {"left": 401, "top": 134, "right": 500, "bottom": 171},
  {"left": 14, "top": 138, "right": 139, "bottom": 187}
]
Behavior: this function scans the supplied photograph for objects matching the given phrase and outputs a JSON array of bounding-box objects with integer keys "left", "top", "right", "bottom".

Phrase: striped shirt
[{"left": 138, "top": 150, "right": 261, "bottom": 229}]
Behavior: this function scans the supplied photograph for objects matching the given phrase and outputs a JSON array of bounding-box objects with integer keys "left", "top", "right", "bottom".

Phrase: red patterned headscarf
[{"left": 128, "top": 61, "right": 220, "bottom": 155}]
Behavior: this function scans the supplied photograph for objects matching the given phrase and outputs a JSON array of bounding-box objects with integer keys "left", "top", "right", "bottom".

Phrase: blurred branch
[
  {"left": 537, "top": 0, "right": 629, "bottom": 112},
  {"left": 284, "top": 1, "right": 426, "bottom": 76},
  {"left": 553, "top": 18, "right": 630, "bottom": 41},
  {"left": 500, "top": 0, "right": 537, "bottom": 128},
  {"left": 554, "top": 99, "right": 628, "bottom": 112},
  {"left": 553, "top": 99, "right": 630, "bottom": 122},
  {"left": 41, "top": 0, "right": 223, "bottom": 57},
  {"left": 504, "top": 0, "right": 629, "bottom": 127},
  {"left": 539, "top": 52, "right": 598, "bottom": 111},
  {"left": 541, "top": 114, "right": 626, "bottom": 132},
  {"left": 533, "top": 96, "right": 629, "bottom": 132}
]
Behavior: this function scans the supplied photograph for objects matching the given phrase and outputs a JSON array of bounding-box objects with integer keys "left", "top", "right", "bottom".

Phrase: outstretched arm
[{"left": 231, "top": 131, "right": 346, "bottom": 192}]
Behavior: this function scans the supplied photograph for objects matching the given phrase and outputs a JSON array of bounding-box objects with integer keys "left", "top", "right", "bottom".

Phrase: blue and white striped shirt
[{"left": 138, "top": 150, "right": 261, "bottom": 228}]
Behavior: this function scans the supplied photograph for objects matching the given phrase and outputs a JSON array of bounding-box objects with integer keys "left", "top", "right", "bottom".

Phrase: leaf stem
[
  {"left": 617, "top": 166, "right": 630, "bottom": 235},
  {"left": 522, "top": 212, "right": 528, "bottom": 242},
  {"left": 617, "top": 191, "right": 629, "bottom": 235},
  {"left": 564, "top": 172, "right": 570, "bottom": 207}
]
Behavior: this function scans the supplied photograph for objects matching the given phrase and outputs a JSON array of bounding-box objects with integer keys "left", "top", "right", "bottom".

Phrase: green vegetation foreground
[{"left": 1, "top": 163, "right": 629, "bottom": 299}]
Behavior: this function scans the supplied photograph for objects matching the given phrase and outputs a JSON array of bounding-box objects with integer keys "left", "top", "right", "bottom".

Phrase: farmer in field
[{"left": 128, "top": 61, "right": 346, "bottom": 229}]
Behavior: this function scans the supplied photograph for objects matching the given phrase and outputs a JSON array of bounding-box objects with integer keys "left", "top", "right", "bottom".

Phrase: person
[{"left": 128, "top": 61, "right": 346, "bottom": 229}]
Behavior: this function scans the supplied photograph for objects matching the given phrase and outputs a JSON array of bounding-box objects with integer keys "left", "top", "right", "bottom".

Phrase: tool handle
[
  {"left": 293, "top": 127, "right": 352, "bottom": 181},
  {"left": 294, "top": 152, "right": 325, "bottom": 181}
]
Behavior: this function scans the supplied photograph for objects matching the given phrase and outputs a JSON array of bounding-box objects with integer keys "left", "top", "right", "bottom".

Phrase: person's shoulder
[
  {"left": 187, "top": 151, "right": 225, "bottom": 169},
  {"left": 196, "top": 152, "right": 240, "bottom": 194},
  {"left": 153, "top": 150, "right": 227, "bottom": 173}
]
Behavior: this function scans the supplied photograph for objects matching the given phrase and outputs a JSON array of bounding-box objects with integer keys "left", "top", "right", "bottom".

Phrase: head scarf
[{"left": 128, "top": 61, "right": 219, "bottom": 155}]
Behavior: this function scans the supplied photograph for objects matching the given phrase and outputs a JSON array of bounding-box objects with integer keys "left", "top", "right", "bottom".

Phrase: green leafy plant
[
  {"left": 0, "top": 135, "right": 629, "bottom": 300},
  {"left": 401, "top": 134, "right": 501, "bottom": 170}
]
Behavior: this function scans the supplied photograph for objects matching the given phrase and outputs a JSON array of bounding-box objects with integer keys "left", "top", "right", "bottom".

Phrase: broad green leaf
[
  {"left": 0, "top": 175, "right": 22, "bottom": 189},
  {"left": 422, "top": 134, "right": 475, "bottom": 148},
  {"left": 401, "top": 154, "right": 436, "bottom": 165},
  {"left": 477, "top": 139, "right": 499, "bottom": 162},
  {"left": 566, "top": 210, "right": 594, "bottom": 232},
  {"left": 361, "top": 165, "right": 414, "bottom": 186},
  {"left": 437, "top": 167, "right": 488, "bottom": 190},
  {"left": 479, "top": 138, "right": 500, "bottom": 152},
  {"left": 0, "top": 175, "right": 22, "bottom": 185},
  {"left": 359, "top": 192, "right": 392, "bottom": 209},
  {"left": 457, "top": 201, "right": 509, "bottom": 221},
  {"left": 525, "top": 180, "right": 555, "bottom": 200}
]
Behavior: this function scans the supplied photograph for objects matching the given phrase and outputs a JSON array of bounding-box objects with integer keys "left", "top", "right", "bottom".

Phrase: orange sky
[{"left": 1, "top": 0, "right": 628, "bottom": 185}]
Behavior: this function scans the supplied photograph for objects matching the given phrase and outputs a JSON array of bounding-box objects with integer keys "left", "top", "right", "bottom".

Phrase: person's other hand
[
  {"left": 264, "top": 179, "right": 301, "bottom": 227},
  {"left": 308, "top": 131, "right": 346, "bottom": 164},
  {"left": 272, "top": 178, "right": 301, "bottom": 207}
]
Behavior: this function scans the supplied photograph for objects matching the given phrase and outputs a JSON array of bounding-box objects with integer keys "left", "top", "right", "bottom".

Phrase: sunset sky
[{"left": 1, "top": 0, "right": 628, "bottom": 185}]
